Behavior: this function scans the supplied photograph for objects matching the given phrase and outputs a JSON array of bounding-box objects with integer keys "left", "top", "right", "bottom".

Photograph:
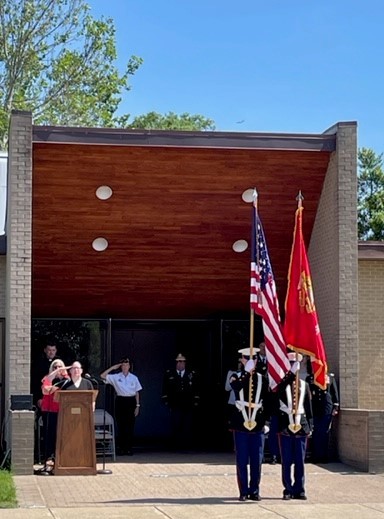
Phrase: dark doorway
[{"left": 111, "top": 320, "right": 223, "bottom": 449}]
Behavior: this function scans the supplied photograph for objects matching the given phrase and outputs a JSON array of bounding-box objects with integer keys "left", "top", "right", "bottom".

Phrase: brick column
[
  {"left": 6, "top": 110, "right": 33, "bottom": 474},
  {"left": 336, "top": 123, "right": 358, "bottom": 409},
  {"left": 9, "top": 411, "right": 35, "bottom": 474}
]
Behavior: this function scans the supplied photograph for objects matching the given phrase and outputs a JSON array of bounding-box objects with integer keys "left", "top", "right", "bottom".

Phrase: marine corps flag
[{"left": 284, "top": 203, "right": 327, "bottom": 389}]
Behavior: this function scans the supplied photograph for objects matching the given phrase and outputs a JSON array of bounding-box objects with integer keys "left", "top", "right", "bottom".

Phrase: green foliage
[
  {"left": 358, "top": 148, "right": 384, "bottom": 240},
  {"left": 31, "top": 319, "right": 104, "bottom": 372},
  {"left": 0, "top": 469, "right": 17, "bottom": 508},
  {"left": 0, "top": 0, "right": 215, "bottom": 150},
  {"left": 0, "top": 0, "right": 142, "bottom": 149},
  {"left": 128, "top": 111, "right": 216, "bottom": 131}
]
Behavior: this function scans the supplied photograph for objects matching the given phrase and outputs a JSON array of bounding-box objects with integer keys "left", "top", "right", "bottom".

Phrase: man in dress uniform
[
  {"left": 229, "top": 347, "right": 271, "bottom": 502},
  {"left": 161, "top": 353, "right": 200, "bottom": 450},
  {"left": 307, "top": 371, "right": 339, "bottom": 463},
  {"left": 277, "top": 352, "right": 313, "bottom": 501}
]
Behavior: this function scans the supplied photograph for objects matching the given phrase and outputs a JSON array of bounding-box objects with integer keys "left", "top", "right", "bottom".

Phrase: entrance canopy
[{"left": 32, "top": 126, "right": 334, "bottom": 319}]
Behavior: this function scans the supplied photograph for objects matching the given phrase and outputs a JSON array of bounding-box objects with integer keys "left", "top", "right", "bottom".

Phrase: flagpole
[
  {"left": 293, "top": 191, "right": 304, "bottom": 429},
  {"left": 245, "top": 188, "right": 258, "bottom": 430}
]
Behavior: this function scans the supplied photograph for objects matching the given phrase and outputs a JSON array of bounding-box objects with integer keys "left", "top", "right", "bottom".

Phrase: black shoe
[
  {"left": 248, "top": 493, "right": 261, "bottom": 501},
  {"left": 270, "top": 455, "right": 277, "bottom": 465},
  {"left": 283, "top": 492, "right": 292, "bottom": 500},
  {"left": 238, "top": 495, "right": 247, "bottom": 502},
  {"left": 293, "top": 492, "right": 307, "bottom": 500},
  {"left": 39, "top": 470, "right": 53, "bottom": 476}
]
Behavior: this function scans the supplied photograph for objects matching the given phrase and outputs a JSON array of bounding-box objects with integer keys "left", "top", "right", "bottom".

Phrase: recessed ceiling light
[
  {"left": 96, "top": 186, "right": 113, "bottom": 200},
  {"left": 242, "top": 188, "right": 256, "bottom": 203},
  {"left": 232, "top": 239, "right": 248, "bottom": 253},
  {"left": 92, "top": 237, "right": 108, "bottom": 251}
]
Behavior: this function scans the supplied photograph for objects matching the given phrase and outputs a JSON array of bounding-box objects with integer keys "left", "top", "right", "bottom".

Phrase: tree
[
  {"left": 129, "top": 111, "right": 215, "bottom": 131},
  {"left": 358, "top": 147, "right": 384, "bottom": 240},
  {"left": 0, "top": 0, "right": 215, "bottom": 150}
]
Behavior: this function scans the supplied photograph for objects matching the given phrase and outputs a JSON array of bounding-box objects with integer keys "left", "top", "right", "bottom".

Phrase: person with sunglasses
[{"left": 38, "top": 359, "right": 70, "bottom": 475}]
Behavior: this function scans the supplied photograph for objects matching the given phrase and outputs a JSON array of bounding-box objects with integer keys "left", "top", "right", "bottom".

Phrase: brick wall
[
  {"left": 310, "top": 122, "right": 358, "bottom": 409},
  {"left": 5, "top": 111, "right": 33, "bottom": 473},
  {"left": 339, "top": 409, "right": 384, "bottom": 473},
  {"left": 9, "top": 411, "right": 35, "bottom": 475},
  {"left": 358, "top": 260, "right": 384, "bottom": 408},
  {"left": 309, "top": 152, "right": 339, "bottom": 376}
]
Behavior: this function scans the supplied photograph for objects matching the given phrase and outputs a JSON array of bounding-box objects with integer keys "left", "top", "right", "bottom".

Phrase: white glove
[
  {"left": 244, "top": 359, "right": 256, "bottom": 373},
  {"left": 263, "top": 425, "right": 270, "bottom": 434},
  {"left": 290, "top": 361, "right": 300, "bottom": 374}
]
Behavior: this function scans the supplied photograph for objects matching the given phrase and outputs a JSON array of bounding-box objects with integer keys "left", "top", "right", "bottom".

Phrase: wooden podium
[{"left": 55, "top": 390, "right": 98, "bottom": 475}]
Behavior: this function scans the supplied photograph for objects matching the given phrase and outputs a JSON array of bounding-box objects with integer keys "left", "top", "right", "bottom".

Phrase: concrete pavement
[{"left": 4, "top": 451, "right": 384, "bottom": 518}]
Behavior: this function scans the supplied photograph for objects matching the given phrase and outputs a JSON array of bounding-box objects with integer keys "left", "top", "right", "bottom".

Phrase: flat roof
[{"left": 32, "top": 125, "right": 336, "bottom": 152}]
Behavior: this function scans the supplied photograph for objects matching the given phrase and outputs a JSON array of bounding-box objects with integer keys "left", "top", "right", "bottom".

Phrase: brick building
[{"left": 1, "top": 110, "right": 382, "bottom": 474}]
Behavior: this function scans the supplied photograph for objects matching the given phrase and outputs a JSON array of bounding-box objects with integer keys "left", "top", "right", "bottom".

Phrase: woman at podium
[{"left": 38, "top": 359, "right": 70, "bottom": 475}]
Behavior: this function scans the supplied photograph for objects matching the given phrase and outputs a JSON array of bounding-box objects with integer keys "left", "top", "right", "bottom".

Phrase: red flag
[
  {"left": 251, "top": 206, "right": 291, "bottom": 390},
  {"left": 284, "top": 206, "right": 328, "bottom": 389}
]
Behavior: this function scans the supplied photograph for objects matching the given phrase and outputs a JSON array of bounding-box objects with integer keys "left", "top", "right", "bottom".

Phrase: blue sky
[{"left": 88, "top": 0, "right": 384, "bottom": 151}]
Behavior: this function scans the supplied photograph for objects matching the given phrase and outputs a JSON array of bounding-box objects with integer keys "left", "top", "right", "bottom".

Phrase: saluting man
[
  {"left": 229, "top": 347, "right": 271, "bottom": 502},
  {"left": 277, "top": 352, "right": 313, "bottom": 501},
  {"left": 162, "top": 353, "right": 200, "bottom": 450}
]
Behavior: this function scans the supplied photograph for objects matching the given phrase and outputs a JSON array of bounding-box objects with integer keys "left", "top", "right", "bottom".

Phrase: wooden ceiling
[{"left": 31, "top": 130, "right": 332, "bottom": 319}]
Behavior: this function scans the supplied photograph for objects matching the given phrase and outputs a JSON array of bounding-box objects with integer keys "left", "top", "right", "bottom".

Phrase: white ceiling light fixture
[
  {"left": 232, "top": 239, "right": 248, "bottom": 253},
  {"left": 242, "top": 188, "right": 255, "bottom": 203},
  {"left": 96, "top": 185, "right": 113, "bottom": 200},
  {"left": 92, "top": 237, "right": 109, "bottom": 252}
]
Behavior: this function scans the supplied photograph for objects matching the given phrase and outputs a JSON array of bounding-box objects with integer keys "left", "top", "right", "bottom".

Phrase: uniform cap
[
  {"left": 175, "top": 353, "right": 186, "bottom": 361},
  {"left": 238, "top": 347, "right": 259, "bottom": 357},
  {"left": 287, "top": 352, "right": 303, "bottom": 362}
]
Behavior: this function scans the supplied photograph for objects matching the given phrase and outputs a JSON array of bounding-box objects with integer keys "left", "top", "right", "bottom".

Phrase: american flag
[{"left": 250, "top": 207, "right": 291, "bottom": 390}]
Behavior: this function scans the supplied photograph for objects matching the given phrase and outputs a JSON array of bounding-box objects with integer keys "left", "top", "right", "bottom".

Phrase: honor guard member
[
  {"left": 229, "top": 347, "right": 271, "bottom": 502},
  {"left": 307, "top": 371, "right": 339, "bottom": 463},
  {"left": 277, "top": 352, "right": 313, "bottom": 501},
  {"left": 161, "top": 353, "right": 200, "bottom": 450},
  {"left": 255, "top": 341, "right": 268, "bottom": 378}
]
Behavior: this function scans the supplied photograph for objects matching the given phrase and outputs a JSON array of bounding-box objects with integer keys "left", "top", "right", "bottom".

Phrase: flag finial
[
  {"left": 252, "top": 188, "right": 258, "bottom": 206},
  {"left": 296, "top": 190, "right": 304, "bottom": 208}
]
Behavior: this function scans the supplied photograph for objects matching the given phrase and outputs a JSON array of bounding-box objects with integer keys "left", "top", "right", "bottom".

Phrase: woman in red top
[{"left": 39, "top": 359, "right": 69, "bottom": 474}]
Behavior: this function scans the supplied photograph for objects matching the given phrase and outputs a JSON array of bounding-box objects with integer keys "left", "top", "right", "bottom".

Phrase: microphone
[
  {"left": 84, "top": 373, "right": 99, "bottom": 389},
  {"left": 84, "top": 373, "right": 104, "bottom": 385}
]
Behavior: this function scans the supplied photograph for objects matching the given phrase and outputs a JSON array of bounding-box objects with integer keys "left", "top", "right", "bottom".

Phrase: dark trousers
[
  {"left": 115, "top": 396, "right": 136, "bottom": 453},
  {"left": 312, "top": 414, "right": 332, "bottom": 462},
  {"left": 279, "top": 433, "right": 308, "bottom": 496},
  {"left": 233, "top": 430, "right": 265, "bottom": 497},
  {"left": 170, "top": 407, "right": 193, "bottom": 449},
  {"left": 42, "top": 411, "right": 58, "bottom": 461}
]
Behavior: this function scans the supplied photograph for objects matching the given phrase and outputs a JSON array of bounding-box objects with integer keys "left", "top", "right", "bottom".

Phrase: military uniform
[
  {"left": 307, "top": 373, "right": 339, "bottom": 463},
  {"left": 277, "top": 354, "right": 313, "bottom": 500},
  {"left": 162, "top": 357, "right": 200, "bottom": 449},
  {"left": 229, "top": 348, "right": 271, "bottom": 501}
]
